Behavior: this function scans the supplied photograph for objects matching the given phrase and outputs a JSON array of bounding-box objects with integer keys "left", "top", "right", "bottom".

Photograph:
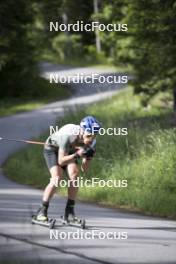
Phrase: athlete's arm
[
  {"left": 58, "top": 149, "right": 75, "bottom": 166},
  {"left": 81, "top": 158, "right": 90, "bottom": 172},
  {"left": 58, "top": 148, "right": 85, "bottom": 166},
  {"left": 81, "top": 139, "right": 96, "bottom": 172}
]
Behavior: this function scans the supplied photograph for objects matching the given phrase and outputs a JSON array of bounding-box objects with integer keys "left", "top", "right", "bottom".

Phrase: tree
[
  {"left": 0, "top": 0, "right": 38, "bottom": 97},
  {"left": 127, "top": 0, "right": 176, "bottom": 110},
  {"left": 98, "top": 0, "right": 176, "bottom": 110}
]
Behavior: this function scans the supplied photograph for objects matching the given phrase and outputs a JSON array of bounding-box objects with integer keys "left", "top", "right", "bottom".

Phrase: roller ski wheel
[
  {"left": 61, "top": 215, "right": 86, "bottom": 229},
  {"left": 31, "top": 215, "right": 56, "bottom": 229}
]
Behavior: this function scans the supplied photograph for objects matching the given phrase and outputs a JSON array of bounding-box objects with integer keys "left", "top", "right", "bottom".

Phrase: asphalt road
[{"left": 0, "top": 63, "right": 176, "bottom": 264}]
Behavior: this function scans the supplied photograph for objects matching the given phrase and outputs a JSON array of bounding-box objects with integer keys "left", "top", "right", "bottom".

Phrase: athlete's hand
[
  {"left": 75, "top": 147, "right": 85, "bottom": 157},
  {"left": 82, "top": 147, "right": 95, "bottom": 159},
  {"left": 81, "top": 158, "right": 90, "bottom": 172}
]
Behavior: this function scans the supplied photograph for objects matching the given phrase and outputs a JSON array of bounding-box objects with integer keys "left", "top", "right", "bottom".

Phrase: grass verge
[
  {"left": 0, "top": 77, "right": 71, "bottom": 117},
  {"left": 4, "top": 88, "right": 176, "bottom": 218},
  {"left": 41, "top": 50, "right": 131, "bottom": 72}
]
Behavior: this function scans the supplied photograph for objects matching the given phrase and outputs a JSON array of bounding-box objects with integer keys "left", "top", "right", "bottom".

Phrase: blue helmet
[{"left": 80, "top": 116, "right": 101, "bottom": 134}]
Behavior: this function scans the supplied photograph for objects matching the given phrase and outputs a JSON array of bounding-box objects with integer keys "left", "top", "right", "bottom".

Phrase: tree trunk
[{"left": 93, "top": 0, "right": 101, "bottom": 53}]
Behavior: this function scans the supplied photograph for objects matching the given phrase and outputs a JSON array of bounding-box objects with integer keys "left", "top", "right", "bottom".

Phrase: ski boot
[
  {"left": 32, "top": 206, "right": 56, "bottom": 229},
  {"left": 61, "top": 210, "right": 86, "bottom": 229}
]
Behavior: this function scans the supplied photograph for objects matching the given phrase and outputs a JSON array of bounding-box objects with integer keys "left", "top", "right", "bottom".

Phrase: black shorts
[{"left": 43, "top": 145, "right": 78, "bottom": 171}]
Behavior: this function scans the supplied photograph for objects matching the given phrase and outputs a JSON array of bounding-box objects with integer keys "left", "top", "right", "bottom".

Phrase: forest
[{"left": 0, "top": 0, "right": 176, "bottom": 110}]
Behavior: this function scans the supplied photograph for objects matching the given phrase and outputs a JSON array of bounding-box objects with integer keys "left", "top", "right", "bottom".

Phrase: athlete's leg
[
  {"left": 67, "top": 163, "right": 79, "bottom": 200},
  {"left": 64, "top": 163, "right": 79, "bottom": 218},
  {"left": 36, "top": 165, "right": 64, "bottom": 221},
  {"left": 43, "top": 165, "right": 63, "bottom": 202}
]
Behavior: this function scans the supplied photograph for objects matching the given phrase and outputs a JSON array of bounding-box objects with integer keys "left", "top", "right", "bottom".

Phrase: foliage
[
  {"left": 126, "top": 0, "right": 176, "bottom": 109},
  {"left": 0, "top": 77, "right": 70, "bottom": 116},
  {"left": 52, "top": 34, "right": 84, "bottom": 61},
  {"left": 96, "top": 0, "right": 176, "bottom": 109},
  {"left": 0, "top": 0, "right": 175, "bottom": 108},
  {"left": 0, "top": 0, "right": 38, "bottom": 97}
]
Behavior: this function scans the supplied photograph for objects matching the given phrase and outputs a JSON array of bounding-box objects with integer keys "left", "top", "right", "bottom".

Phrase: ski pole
[
  {"left": 0, "top": 137, "right": 89, "bottom": 149},
  {"left": 0, "top": 137, "right": 46, "bottom": 146}
]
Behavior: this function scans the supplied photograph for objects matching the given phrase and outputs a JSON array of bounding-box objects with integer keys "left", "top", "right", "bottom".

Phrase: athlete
[{"left": 36, "top": 116, "right": 101, "bottom": 222}]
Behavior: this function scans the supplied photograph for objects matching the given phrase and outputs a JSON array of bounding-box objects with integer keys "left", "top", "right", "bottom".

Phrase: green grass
[
  {"left": 41, "top": 49, "right": 131, "bottom": 72},
  {"left": 4, "top": 88, "right": 176, "bottom": 218},
  {"left": 42, "top": 55, "right": 120, "bottom": 70},
  {"left": 0, "top": 77, "right": 71, "bottom": 117}
]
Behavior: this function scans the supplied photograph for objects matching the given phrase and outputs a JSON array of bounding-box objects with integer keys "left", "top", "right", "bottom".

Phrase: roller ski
[
  {"left": 60, "top": 213, "right": 86, "bottom": 229},
  {"left": 31, "top": 205, "right": 56, "bottom": 229},
  {"left": 32, "top": 215, "right": 56, "bottom": 229},
  {"left": 59, "top": 199, "right": 86, "bottom": 229}
]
